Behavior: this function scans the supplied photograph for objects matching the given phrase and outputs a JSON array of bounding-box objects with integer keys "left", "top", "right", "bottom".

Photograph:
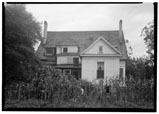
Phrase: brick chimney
[
  {"left": 43, "top": 20, "right": 48, "bottom": 44},
  {"left": 119, "top": 20, "right": 123, "bottom": 43}
]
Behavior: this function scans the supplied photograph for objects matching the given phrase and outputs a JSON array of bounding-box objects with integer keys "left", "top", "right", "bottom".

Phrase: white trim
[{"left": 81, "top": 36, "right": 122, "bottom": 55}]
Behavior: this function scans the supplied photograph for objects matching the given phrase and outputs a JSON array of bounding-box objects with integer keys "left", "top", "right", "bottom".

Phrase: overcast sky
[{"left": 26, "top": 3, "right": 154, "bottom": 57}]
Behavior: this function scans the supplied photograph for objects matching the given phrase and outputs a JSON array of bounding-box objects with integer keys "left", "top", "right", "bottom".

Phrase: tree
[
  {"left": 125, "top": 39, "right": 133, "bottom": 56},
  {"left": 126, "top": 21, "right": 154, "bottom": 80},
  {"left": 5, "top": 4, "right": 42, "bottom": 85},
  {"left": 141, "top": 21, "right": 154, "bottom": 63}
]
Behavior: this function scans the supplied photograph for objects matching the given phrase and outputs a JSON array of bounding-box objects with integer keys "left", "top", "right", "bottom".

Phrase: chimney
[
  {"left": 43, "top": 20, "right": 48, "bottom": 44},
  {"left": 119, "top": 20, "right": 123, "bottom": 43}
]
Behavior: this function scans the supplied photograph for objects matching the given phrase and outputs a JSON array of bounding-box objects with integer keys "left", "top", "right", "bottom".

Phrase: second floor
[{"left": 44, "top": 45, "right": 79, "bottom": 56}]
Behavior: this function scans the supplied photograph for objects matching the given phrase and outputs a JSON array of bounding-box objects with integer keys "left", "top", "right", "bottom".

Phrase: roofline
[{"left": 56, "top": 45, "right": 79, "bottom": 46}]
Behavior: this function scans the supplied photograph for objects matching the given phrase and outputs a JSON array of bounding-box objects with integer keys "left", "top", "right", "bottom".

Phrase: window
[
  {"left": 63, "top": 47, "right": 68, "bottom": 53},
  {"left": 99, "top": 46, "right": 103, "bottom": 53},
  {"left": 119, "top": 68, "right": 124, "bottom": 81},
  {"left": 97, "top": 62, "right": 104, "bottom": 70},
  {"left": 97, "top": 62, "right": 104, "bottom": 79},
  {"left": 72, "top": 70, "right": 80, "bottom": 80},
  {"left": 73, "top": 57, "right": 79, "bottom": 65},
  {"left": 63, "top": 69, "right": 71, "bottom": 75},
  {"left": 45, "top": 48, "right": 55, "bottom": 55}
]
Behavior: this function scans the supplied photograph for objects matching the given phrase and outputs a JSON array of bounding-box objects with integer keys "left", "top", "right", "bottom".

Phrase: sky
[{"left": 26, "top": 3, "right": 154, "bottom": 57}]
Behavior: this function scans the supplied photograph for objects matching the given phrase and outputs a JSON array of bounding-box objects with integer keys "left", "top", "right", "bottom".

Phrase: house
[{"left": 37, "top": 20, "right": 128, "bottom": 84}]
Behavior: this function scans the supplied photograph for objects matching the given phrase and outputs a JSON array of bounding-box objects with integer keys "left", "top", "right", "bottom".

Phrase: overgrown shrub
[{"left": 5, "top": 67, "right": 154, "bottom": 108}]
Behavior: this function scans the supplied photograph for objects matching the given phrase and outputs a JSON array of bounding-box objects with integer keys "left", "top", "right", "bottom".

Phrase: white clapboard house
[{"left": 37, "top": 20, "right": 128, "bottom": 84}]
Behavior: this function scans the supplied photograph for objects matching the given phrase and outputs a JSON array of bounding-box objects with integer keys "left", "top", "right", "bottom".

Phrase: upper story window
[
  {"left": 73, "top": 57, "right": 79, "bottom": 65},
  {"left": 99, "top": 46, "right": 103, "bottom": 53},
  {"left": 63, "top": 47, "right": 68, "bottom": 53},
  {"left": 45, "top": 48, "right": 55, "bottom": 56}
]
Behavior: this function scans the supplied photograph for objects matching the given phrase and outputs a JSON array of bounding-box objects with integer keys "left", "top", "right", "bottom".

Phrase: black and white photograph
[{"left": 3, "top": 2, "right": 156, "bottom": 111}]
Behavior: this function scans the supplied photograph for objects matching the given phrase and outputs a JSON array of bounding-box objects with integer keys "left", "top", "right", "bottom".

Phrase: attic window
[
  {"left": 99, "top": 46, "right": 103, "bottom": 53},
  {"left": 63, "top": 47, "right": 68, "bottom": 53}
]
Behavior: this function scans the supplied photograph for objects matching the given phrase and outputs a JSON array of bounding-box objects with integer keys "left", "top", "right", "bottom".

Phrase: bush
[{"left": 5, "top": 67, "right": 154, "bottom": 108}]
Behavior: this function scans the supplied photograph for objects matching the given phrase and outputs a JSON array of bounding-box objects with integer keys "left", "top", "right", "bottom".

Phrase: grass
[{"left": 4, "top": 97, "right": 154, "bottom": 109}]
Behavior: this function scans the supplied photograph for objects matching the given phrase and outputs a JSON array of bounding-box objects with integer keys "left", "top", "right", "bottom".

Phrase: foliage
[
  {"left": 126, "top": 56, "right": 154, "bottom": 79},
  {"left": 5, "top": 66, "right": 154, "bottom": 108},
  {"left": 125, "top": 39, "right": 133, "bottom": 56},
  {"left": 5, "top": 4, "right": 42, "bottom": 85},
  {"left": 5, "top": 67, "right": 82, "bottom": 101},
  {"left": 141, "top": 20, "right": 154, "bottom": 63}
]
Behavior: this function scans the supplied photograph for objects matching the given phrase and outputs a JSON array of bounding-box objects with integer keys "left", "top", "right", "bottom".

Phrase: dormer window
[
  {"left": 63, "top": 47, "right": 68, "bottom": 53},
  {"left": 99, "top": 46, "right": 103, "bottom": 53},
  {"left": 45, "top": 47, "right": 55, "bottom": 56}
]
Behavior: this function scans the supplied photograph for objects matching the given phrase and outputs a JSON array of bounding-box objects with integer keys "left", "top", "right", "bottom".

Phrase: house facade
[{"left": 37, "top": 20, "right": 128, "bottom": 84}]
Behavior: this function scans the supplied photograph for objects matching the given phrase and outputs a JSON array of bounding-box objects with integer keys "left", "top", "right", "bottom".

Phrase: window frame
[
  {"left": 63, "top": 47, "right": 68, "bottom": 53},
  {"left": 45, "top": 47, "right": 55, "bottom": 56}
]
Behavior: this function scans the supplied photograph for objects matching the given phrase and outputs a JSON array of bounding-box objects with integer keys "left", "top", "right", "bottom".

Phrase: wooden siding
[
  {"left": 56, "top": 46, "right": 78, "bottom": 54},
  {"left": 57, "top": 56, "right": 80, "bottom": 64},
  {"left": 81, "top": 56, "right": 120, "bottom": 82}
]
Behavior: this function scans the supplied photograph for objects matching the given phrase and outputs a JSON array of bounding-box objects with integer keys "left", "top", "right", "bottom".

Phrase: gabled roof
[
  {"left": 81, "top": 36, "right": 122, "bottom": 55},
  {"left": 37, "top": 31, "right": 128, "bottom": 59}
]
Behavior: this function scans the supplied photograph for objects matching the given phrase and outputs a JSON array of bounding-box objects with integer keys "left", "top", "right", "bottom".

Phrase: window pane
[
  {"left": 119, "top": 68, "right": 123, "bottom": 81},
  {"left": 46, "top": 48, "right": 53, "bottom": 54},
  {"left": 97, "top": 62, "right": 104, "bottom": 70},
  {"left": 97, "top": 70, "right": 104, "bottom": 79},
  {"left": 73, "top": 57, "right": 79, "bottom": 64},
  {"left": 63, "top": 48, "right": 68, "bottom": 53},
  {"left": 97, "top": 62, "right": 104, "bottom": 79}
]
